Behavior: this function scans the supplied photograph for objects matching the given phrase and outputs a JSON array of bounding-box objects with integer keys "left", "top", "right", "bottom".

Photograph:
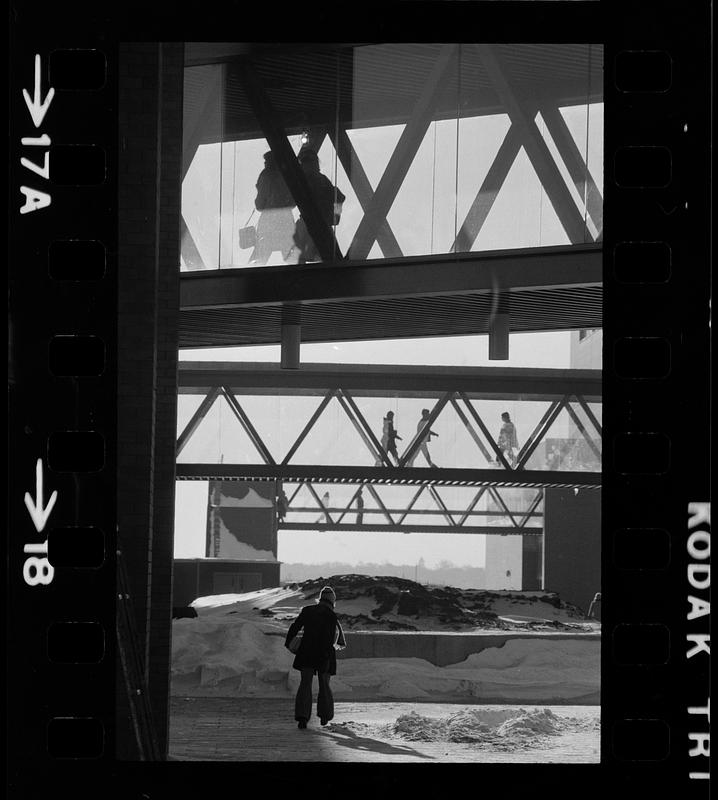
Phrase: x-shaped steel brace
[
  {"left": 232, "top": 60, "right": 343, "bottom": 263},
  {"left": 398, "top": 392, "right": 452, "bottom": 467},
  {"left": 473, "top": 44, "right": 594, "bottom": 245},
  {"left": 347, "top": 44, "right": 460, "bottom": 260}
]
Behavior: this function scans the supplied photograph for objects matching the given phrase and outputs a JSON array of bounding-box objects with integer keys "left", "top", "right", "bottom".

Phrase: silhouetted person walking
[
  {"left": 316, "top": 491, "right": 331, "bottom": 524},
  {"left": 355, "top": 488, "right": 364, "bottom": 525},
  {"left": 285, "top": 586, "right": 346, "bottom": 728},
  {"left": 407, "top": 408, "right": 438, "bottom": 467},
  {"left": 251, "top": 151, "right": 296, "bottom": 266},
  {"left": 497, "top": 411, "right": 519, "bottom": 467},
  {"left": 292, "top": 149, "right": 345, "bottom": 264},
  {"left": 376, "top": 410, "right": 402, "bottom": 465},
  {"left": 277, "top": 482, "right": 289, "bottom": 522}
]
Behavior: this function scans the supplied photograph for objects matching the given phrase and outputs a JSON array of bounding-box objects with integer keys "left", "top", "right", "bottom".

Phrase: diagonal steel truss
[
  {"left": 278, "top": 480, "right": 544, "bottom": 535},
  {"left": 181, "top": 45, "right": 602, "bottom": 268},
  {"left": 177, "top": 385, "right": 601, "bottom": 473}
]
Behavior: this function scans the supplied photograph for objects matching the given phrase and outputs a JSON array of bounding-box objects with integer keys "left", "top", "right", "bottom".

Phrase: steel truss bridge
[
  {"left": 276, "top": 481, "right": 546, "bottom": 536},
  {"left": 177, "top": 362, "right": 601, "bottom": 535}
]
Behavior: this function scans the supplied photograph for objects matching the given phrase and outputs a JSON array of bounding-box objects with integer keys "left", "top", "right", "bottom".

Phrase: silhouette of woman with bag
[{"left": 249, "top": 151, "right": 296, "bottom": 265}]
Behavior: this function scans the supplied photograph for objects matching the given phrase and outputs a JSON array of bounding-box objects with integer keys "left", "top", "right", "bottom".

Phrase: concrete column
[
  {"left": 281, "top": 305, "right": 301, "bottom": 369},
  {"left": 281, "top": 324, "right": 301, "bottom": 369},
  {"left": 489, "top": 312, "right": 510, "bottom": 360}
]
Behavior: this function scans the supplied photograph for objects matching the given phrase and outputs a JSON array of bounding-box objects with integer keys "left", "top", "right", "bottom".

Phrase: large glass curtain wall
[{"left": 181, "top": 43, "right": 603, "bottom": 271}]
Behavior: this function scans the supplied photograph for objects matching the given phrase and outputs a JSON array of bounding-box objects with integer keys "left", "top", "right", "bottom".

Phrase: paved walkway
[{"left": 169, "top": 697, "right": 599, "bottom": 763}]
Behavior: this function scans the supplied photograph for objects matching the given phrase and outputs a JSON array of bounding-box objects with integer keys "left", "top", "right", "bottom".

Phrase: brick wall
[{"left": 117, "top": 41, "right": 183, "bottom": 759}]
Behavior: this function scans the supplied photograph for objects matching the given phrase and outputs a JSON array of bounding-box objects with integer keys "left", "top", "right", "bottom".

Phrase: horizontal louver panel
[{"left": 179, "top": 285, "right": 601, "bottom": 348}]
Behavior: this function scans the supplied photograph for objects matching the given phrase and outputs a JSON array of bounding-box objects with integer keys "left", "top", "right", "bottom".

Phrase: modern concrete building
[
  {"left": 169, "top": 479, "right": 282, "bottom": 607},
  {"left": 570, "top": 328, "right": 603, "bottom": 371},
  {"left": 542, "top": 328, "right": 602, "bottom": 612}
]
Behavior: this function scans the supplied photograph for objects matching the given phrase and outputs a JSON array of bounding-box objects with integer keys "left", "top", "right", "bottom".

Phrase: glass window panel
[
  {"left": 349, "top": 43, "right": 459, "bottom": 261},
  {"left": 456, "top": 43, "right": 603, "bottom": 253},
  {"left": 182, "top": 64, "right": 223, "bottom": 270},
  {"left": 182, "top": 43, "right": 602, "bottom": 270}
]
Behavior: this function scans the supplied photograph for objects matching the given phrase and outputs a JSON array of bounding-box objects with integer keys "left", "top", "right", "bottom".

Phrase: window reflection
[{"left": 181, "top": 43, "right": 603, "bottom": 271}]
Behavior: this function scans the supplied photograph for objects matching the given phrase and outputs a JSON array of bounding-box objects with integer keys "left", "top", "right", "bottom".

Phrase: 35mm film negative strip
[{"left": 7, "top": 1, "right": 711, "bottom": 796}]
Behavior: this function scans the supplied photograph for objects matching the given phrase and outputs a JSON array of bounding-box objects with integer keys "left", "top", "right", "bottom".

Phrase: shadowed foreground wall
[
  {"left": 543, "top": 488, "right": 601, "bottom": 614},
  {"left": 116, "top": 41, "right": 183, "bottom": 760}
]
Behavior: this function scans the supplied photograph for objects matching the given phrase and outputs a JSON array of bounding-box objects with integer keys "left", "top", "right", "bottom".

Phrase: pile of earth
[{"left": 271, "top": 574, "right": 593, "bottom": 632}]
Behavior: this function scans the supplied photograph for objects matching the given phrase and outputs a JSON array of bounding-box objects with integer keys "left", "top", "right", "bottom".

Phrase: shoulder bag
[{"left": 238, "top": 210, "right": 257, "bottom": 249}]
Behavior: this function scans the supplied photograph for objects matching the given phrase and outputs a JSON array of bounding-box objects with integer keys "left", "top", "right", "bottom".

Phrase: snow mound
[
  {"left": 392, "top": 711, "right": 445, "bottom": 741},
  {"left": 172, "top": 612, "right": 599, "bottom": 703},
  {"left": 329, "top": 640, "right": 599, "bottom": 702},
  {"left": 172, "top": 613, "right": 290, "bottom": 692},
  {"left": 172, "top": 576, "right": 600, "bottom": 702},
  {"left": 190, "top": 587, "right": 304, "bottom": 617},
  {"left": 383, "top": 707, "right": 583, "bottom": 749}
]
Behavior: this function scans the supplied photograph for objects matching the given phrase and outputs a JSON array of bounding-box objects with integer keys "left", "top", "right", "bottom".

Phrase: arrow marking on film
[
  {"left": 23, "top": 54, "right": 55, "bottom": 128},
  {"left": 24, "top": 459, "right": 57, "bottom": 533}
]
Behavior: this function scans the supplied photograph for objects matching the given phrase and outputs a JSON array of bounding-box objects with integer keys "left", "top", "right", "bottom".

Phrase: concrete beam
[
  {"left": 177, "top": 362, "right": 602, "bottom": 402},
  {"left": 180, "top": 243, "right": 601, "bottom": 310}
]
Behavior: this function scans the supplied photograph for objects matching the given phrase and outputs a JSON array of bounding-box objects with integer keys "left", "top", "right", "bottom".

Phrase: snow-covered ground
[
  {"left": 169, "top": 698, "right": 600, "bottom": 762},
  {"left": 372, "top": 704, "right": 599, "bottom": 751},
  {"left": 172, "top": 579, "right": 600, "bottom": 704}
]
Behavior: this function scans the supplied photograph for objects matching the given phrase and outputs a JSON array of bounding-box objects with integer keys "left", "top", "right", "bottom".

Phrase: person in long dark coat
[
  {"left": 285, "top": 586, "right": 346, "bottom": 729},
  {"left": 251, "top": 151, "right": 296, "bottom": 266},
  {"left": 291, "top": 148, "right": 345, "bottom": 264}
]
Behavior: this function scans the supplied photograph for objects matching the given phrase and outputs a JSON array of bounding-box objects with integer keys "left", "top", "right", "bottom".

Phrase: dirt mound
[
  {"left": 288, "top": 574, "right": 497, "bottom": 630},
  {"left": 282, "top": 575, "right": 591, "bottom": 632}
]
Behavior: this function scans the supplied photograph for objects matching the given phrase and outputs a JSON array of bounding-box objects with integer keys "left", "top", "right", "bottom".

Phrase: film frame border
[{"left": 6, "top": 1, "right": 711, "bottom": 795}]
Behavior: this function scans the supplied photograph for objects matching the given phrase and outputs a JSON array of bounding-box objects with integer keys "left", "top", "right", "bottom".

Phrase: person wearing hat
[
  {"left": 291, "top": 148, "right": 345, "bottom": 264},
  {"left": 285, "top": 585, "right": 346, "bottom": 729}
]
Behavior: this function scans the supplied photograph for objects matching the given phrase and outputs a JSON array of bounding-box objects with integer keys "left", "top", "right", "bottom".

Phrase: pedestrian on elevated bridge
[
  {"left": 497, "top": 411, "right": 519, "bottom": 467},
  {"left": 377, "top": 410, "right": 402, "bottom": 466},
  {"left": 407, "top": 408, "right": 439, "bottom": 468},
  {"left": 291, "top": 148, "right": 345, "bottom": 264},
  {"left": 355, "top": 488, "right": 364, "bottom": 525},
  {"left": 250, "top": 151, "right": 296, "bottom": 266}
]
